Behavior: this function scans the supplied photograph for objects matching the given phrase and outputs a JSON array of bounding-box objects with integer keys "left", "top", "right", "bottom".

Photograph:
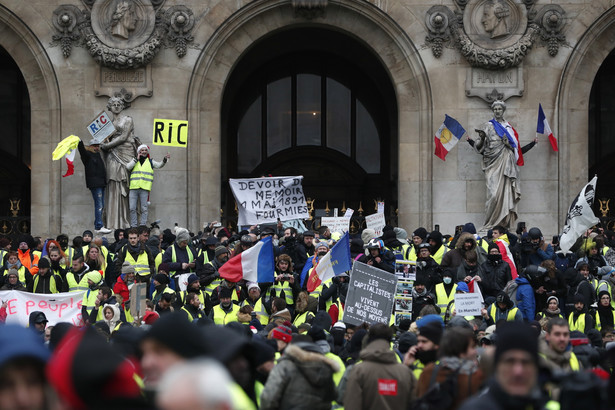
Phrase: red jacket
[{"left": 113, "top": 275, "right": 134, "bottom": 308}]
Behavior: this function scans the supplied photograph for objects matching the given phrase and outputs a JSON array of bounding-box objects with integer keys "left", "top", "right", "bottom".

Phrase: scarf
[
  {"left": 439, "top": 356, "right": 479, "bottom": 375},
  {"left": 598, "top": 304, "right": 615, "bottom": 330}
]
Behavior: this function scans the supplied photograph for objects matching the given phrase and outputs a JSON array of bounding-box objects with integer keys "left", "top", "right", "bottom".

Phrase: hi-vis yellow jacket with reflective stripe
[
  {"left": 129, "top": 158, "right": 154, "bottom": 191},
  {"left": 125, "top": 251, "right": 150, "bottom": 277}
]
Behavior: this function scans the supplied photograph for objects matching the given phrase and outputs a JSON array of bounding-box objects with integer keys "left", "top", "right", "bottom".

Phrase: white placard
[
  {"left": 86, "top": 111, "right": 116, "bottom": 143},
  {"left": 365, "top": 212, "right": 386, "bottom": 236},
  {"left": 454, "top": 293, "right": 483, "bottom": 316},
  {"left": 344, "top": 208, "right": 354, "bottom": 218},
  {"left": 377, "top": 201, "right": 385, "bottom": 214},
  {"left": 229, "top": 176, "right": 309, "bottom": 225},
  {"left": 321, "top": 217, "right": 350, "bottom": 234},
  {"left": 0, "top": 290, "right": 86, "bottom": 327}
]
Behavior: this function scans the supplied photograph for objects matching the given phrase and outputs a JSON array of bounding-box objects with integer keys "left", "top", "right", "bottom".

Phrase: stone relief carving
[
  {"left": 425, "top": 0, "right": 567, "bottom": 69},
  {"left": 51, "top": 0, "right": 199, "bottom": 69},
  {"left": 292, "top": 0, "right": 328, "bottom": 19}
]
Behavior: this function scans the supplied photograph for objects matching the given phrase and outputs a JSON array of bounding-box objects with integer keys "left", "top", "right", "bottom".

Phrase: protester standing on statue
[
  {"left": 77, "top": 138, "right": 112, "bottom": 234},
  {"left": 100, "top": 96, "right": 137, "bottom": 230},
  {"left": 127, "top": 145, "right": 169, "bottom": 227},
  {"left": 468, "top": 100, "right": 523, "bottom": 232}
]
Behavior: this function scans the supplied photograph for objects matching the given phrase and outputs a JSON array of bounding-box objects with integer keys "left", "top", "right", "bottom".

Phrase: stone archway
[
  {"left": 0, "top": 5, "right": 62, "bottom": 236},
  {"left": 187, "top": 0, "right": 432, "bottom": 231},
  {"left": 557, "top": 7, "right": 615, "bottom": 229}
]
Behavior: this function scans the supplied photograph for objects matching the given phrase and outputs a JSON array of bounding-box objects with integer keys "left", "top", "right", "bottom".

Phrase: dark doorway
[
  {"left": 589, "top": 48, "right": 615, "bottom": 225},
  {"left": 0, "top": 46, "right": 30, "bottom": 238},
  {"left": 221, "top": 27, "right": 398, "bottom": 225}
]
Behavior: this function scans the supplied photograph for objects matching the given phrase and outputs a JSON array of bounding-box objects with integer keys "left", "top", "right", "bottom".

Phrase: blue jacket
[{"left": 514, "top": 277, "right": 535, "bottom": 321}]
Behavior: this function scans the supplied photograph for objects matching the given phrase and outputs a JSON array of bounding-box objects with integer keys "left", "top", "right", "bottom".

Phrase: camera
[{"left": 251, "top": 311, "right": 257, "bottom": 318}]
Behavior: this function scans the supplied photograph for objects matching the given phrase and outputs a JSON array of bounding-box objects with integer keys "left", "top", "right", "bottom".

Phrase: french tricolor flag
[
  {"left": 219, "top": 236, "right": 275, "bottom": 283},
  {"left": 537, "top": 104, "right": 558, "bottom": 152}
]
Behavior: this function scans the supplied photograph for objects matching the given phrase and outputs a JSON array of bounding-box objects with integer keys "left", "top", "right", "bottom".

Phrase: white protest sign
[
  {"left": 377, "top": 201, "right": 385, "bottom": 214},
  {"left": 343, "top": 262, "right": 397, "bottom": 326},
  {"left": 454, "top": 293, "right": 483, "bottom": 316},
  {"left": 321, "top": 217, "right": 350, "bottom": 234},
  {"left": 86, "top": 111, "right": 115, "bottom": 144},
  {"left": 229, "top": 176, "right": 309, "bottom": 225},
  {"left": 344, "top": 208, "right": 354, "bottom": 218},
  {"left": 365, "top": 212, "right": 386, "bottom": 236},
  {"left": 0, "top": 290, "right": 86, "bottom": 327},
  {"left": 176, "top": 273, "right": 192, "bottom": 292}
]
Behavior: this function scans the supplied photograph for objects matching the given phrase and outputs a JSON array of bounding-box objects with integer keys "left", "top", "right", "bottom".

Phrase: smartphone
[
  {"left": 434, "top": 224, "right": 440, "bottom": 232},
  {"left": 552, "top": 235, "right": 559, "bottom": 245}
]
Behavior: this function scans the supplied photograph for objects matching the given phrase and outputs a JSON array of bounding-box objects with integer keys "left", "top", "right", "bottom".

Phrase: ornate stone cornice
[
  {"left": 425, "top": 1, "right": 566, "bottom": 69},
  {"left": 51, "top": 0, "right": 198, "bottom": 69},
  {"left": 292, "top": 0, "right": 328, "bottom": 19}
]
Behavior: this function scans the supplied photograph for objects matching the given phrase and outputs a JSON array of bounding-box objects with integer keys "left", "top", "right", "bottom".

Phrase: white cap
[
  {"left": 332, "top": 321, "right": 346, "bottom": 330},
  {"left": 248, "top": 282, "right": 260, "bottom": 291}
]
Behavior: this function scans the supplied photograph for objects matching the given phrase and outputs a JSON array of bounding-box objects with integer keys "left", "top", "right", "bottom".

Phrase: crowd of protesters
[{"left": 0, "top": 220, "right": 615, "bottom": 409}]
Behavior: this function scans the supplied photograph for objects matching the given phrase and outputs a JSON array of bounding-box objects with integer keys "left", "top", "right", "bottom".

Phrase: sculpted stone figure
[
  {"left": 111, "top": 0, "right": 137, "bottom": 39},
  {"left": 469, "top": 100, "right": 522, "bottom": 231},
  {"left": 481, "top": 0, "right": 511, "bottom": 39},
  {"left": 100, "top": 97, "right": 137, "bottom": 229}
]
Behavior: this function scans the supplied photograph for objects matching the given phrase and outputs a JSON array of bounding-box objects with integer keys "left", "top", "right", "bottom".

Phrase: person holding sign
[
  {"left": 77, "top": 138, "right": 111, "bottom": 234},
  {"left": 126, "top": 145, "right": 169, "bottom": 227},
  {"left": 481, "top": 291, "right": 523, "bottom": 326}
]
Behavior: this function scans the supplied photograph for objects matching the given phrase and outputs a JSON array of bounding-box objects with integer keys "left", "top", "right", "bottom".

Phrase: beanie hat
[
  {"left": 6, "top": 269, "right": 18, "bottom": 278},
  {"left": 176, "top": 229, "right": 190, "bottom": 243},
  {"left": 315, "top": 241, "right": 329, "bottom": 251},
  {"left": 86, "top": 271, "right": 102, "bottom": 285},
  {"left": 413, "top": 227, "right": 428, "bottom": 240},
  {"left": 153, "top": 273, "right": 169, "bottom": 286},
  {"left": 456, "top": 282, "right": 469, "bottom": 293},
  {"left": 303, "top": 230, "right": 315, "bottom": 238},
  {"left": 271, "top": 325, "right": 292, "bottom": 343},
  {"left": 142, "top": 311, "right": 159, "bottom": 325},
  {"left": 394, "top": 227, "right": 408, "bottom": 241},
  {"left": 219, "top": 287, "right": 232, "bottom": 299},
  {"left": 428, "top": 231, "right": 443, "bottom": 244},
  {"left": 397, "top": 331, "right": 418, "bottom": 354},
  {"left": 82, "top": 230, "right": 93, "bottom": 238},
  {"left": 547, "top": 295, "right": 559, "bottom": 306},
  {"left": 215, "top": 246, "right": 228, "bottom": 258},
  {"left": 416, "top": 314, "right": 444, "bottom": 345},
  {"left": 158, "top": 262, "right": 171, "bottom": 274},
  {"left": 248, "top": 282, "right": 260, "bottom": 291},
  {"left": 494, "top": 322, "right": 538, "bottom": 365},
  {"left": 186, "top": 274, "right": 199, "bottom": 286},
  {"left": 252, "top": 340, "right": 276, "bottom": 367},
  {"left": 496, "top": 291, "right": 511, "bottom": 306},
  {"left": 143, "top": 313, "right": 207, "bottom": 358},
  {"left": 308, "top": 324, "right": 326, "bottom": 342},
  {"left": 462, "top": 223, "right": 477, "bottom": 235},
  {"left": 488, "top": 242, "right": 500, "bottom": 253},
  {"left": 120, "top": 261, "right": 135, "bottom": 274},
  {"left": 414, "top": 275, "right": 427, "bottom": 286},
  {"left": 361, "top": 229, "right": 377, "bottom": 244},
  {"left": 573, "top": 293, "right": 586, "bottom": 305},
  {"left": 38, "top": 257, "right": 50, "bottom": 269}
]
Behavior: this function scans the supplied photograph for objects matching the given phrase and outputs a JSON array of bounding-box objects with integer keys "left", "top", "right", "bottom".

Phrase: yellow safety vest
[
  {"left": 125, "top": 251, "right": 150, "bottom": 277},
  {"left": 212, "top": 303, "right": 240, "bottom": 325},
  {"left": 151, "top": 286, "right": 175, "bottom": 304},
  {"left": 597, "top": 281, "right": 615, "bottom": 309},
  {"left": 489, "top": 304, "right": 519, "bottom": 322},
  {"left": 154, "top": 252, "right": 162, "bottom": 273},
  {"left": 595, "top": 310, "right": 615, "bottom": 331},
  {"left": 204, "top": 262, "right": 223, "bottom": 296},
  {"left": 129, "top": 159, "right": 154, "bottom": 191},
  {"left": 435, "top": 283, "right": 457, "bottom": 317},
  {"left": 404, "top": 246, "right": 418, "bottom": 261},
  {"left": 432, "top": 245, "right": 447, "bottom": 265},
  {"left": 181, "top": 306, "right": 203, "bottom": 322},
  {"left": 180, "top": 289, "right": 207, "bottom": 307},
  {"left": 82, "top": 288, "right": 100, "bottom": 315},
  {"left": 0, "top": 250, "right": 7, "bottom": 264},
  {"left": 568, "top": 312, "right": 586, "bottom": 332},
  {"left": 271, "top": 273, "right": 294, "bottom": 305},
  {"left": 569, "top": 352, "right": 580, "bottom": 371},
  {"left": 293, "top": 311, "right": 314, "bottom": 327},
  {"left": 60, "top": 247, "right": 74, "bottom": 270},
  {"left": 325, "top": 352, "right": 346, "bottom": 386},
  {"left": 66, "top": 272, "right": 89, "bottom": 292},
  {"left": 33, "top": 274, "right": 60, "bottom": 294},
  {"left": 4, "top": 266, "right": 28, "bottom": 287},
  {"left": 170, "top": 246, "right": 194, "bottom": 277}
]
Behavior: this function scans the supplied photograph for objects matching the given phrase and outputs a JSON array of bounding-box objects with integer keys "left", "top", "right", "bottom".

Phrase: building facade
[{"left": 1, "top": 0, "right": 615, "bottom": 237}]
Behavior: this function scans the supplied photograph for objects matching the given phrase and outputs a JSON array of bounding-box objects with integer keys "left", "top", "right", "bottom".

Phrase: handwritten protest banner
[
  {"left": 0, "top": 290, "right": 85, "bottom": 327},
  {"left": 320, "top": 217, "right": 350, "bottom": 234},
  {"left": 343, "top": 262, "right": 397, "bottom": 326},
  {"left": 454, "top": 293, "right": 483, "bottom": 316},
  {"left": 365, "top": 212, "right": 386, "bottom": 236},
  {"left": 229, "top": 176, "right": 309, "bottom": 225}
]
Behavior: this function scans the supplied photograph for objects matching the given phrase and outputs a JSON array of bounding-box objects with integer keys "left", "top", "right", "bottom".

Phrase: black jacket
[{"left": 78, "top": 141, "right": 106, "bottom": 189}]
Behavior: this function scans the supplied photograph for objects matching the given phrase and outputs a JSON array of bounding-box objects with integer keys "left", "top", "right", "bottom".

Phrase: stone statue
[
  {"left": 110, "top": 0, "right": 137, "bottom": 40},
  {"left": 481, "top": 0, "right": 510, "bottom": 39},
  {"left": 470, "top": 100, "right": 522, "bottom": 231},
  {"left": 100, "top": 96, "right": 137, "bottom": 230}
]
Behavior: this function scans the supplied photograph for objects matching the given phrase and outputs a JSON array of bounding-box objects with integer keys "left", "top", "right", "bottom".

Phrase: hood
[
  {"left": 313, "top": 310, "right": 332, "bottom": 331},
  {"left": 359, "top": 339, "right": 399, "bottom": 364},
  {"left": 515, "top": 277, "right": 530, "bottom": 285},
  {"left": 283, "top": 344, "right": 339, "bottom": 387},
  {"left": 103, "top": 304, "right": 121, "bottom": 323},
  {"left": 455, "top": 232, "right": 477, "bottom": 250}
]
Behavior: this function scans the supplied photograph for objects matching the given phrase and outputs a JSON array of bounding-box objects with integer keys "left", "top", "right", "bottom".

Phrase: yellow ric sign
[{"left": 153, "top": 119, "right": 188, "bottom": 148}]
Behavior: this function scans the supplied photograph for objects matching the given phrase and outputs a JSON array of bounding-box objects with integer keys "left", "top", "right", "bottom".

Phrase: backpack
[
  {"left": 503, "top": 280, "right": 518, "bottom": 305},
  {"left": 411, "top": 364, "right": 460, "bottom": 410}
]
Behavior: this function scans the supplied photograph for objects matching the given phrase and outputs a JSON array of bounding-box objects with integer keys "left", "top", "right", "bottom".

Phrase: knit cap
[{"left": 271, "top": 325, "right": 292, "bottom": 343}]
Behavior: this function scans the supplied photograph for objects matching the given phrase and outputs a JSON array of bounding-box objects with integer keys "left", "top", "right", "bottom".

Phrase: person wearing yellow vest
[
  {"left": 152, "top": 273, "right": 176, "bottom": 306},
  {"left": 292, "top": 291, "right": 315, "bottom": 327},
  {"left": 241, "top": 282, "right": 269, "bottom": 325},
  {"left": 199, "top": 246, "right": 229, "bottom": 297},
  {"left": 567, "top": 294, "right": 595, "bottom": 333},
  {"left": 267, "top": 254, "right": 300, "bottom": 311},
  {"left": 127, "top": 144, "right": 169, "bottom": 227},
  {"left": 116, "top": 228, "right": 155, "bottom": 284},
  {"left": 29, "top": 256, "right": 66, "bottom": 293},
  {"left": 435, "top": 270, "right": 457, "bottom": 318},
  {"left": 404, "top": 314, "right": 443, "bottom": 380},
  {"left": 1, "top": 251, "right": 33, "bottom": 289},
  {"left": 539, "top": 317, "right": 582, "bottom": 373},
  {"left": 481, "top": 291, "right": 523, "bottom": 326},
  {"left": 0, "top": 237, "right": 10, "bottom": 266},
  {"left": 195, "top": 235, "right": 217, "bottom": 272},
  {"left": 161, "top": 229, "right": 196, "bottom": 288},
  {"left": 81, "top": 271, "right": 105, "bottom": 324},
  {"left": 404, "top": 227, "right": 428, "bottom": 261},
  {"left": 596, "top": 290, "right": 615, "bottom": 331},
  {"left": 211, "top": 287, "right": 240, "bottom": 325},
  {"left": 427, "top": 230, "right": 447, "bottom": 265},
  {"left": 180, "top": 291, "right": 206, "bottom": 322},
  {"left": 177, "top": 273, "right": 211, "bottom": 315},
  {"left": 64, "top": 256, "right": 91, "bottom": 292}
]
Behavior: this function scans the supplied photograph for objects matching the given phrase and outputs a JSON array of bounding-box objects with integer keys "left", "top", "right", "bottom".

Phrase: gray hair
[{"left": 491, "top": 100, "right": 506, "bottom": 111}]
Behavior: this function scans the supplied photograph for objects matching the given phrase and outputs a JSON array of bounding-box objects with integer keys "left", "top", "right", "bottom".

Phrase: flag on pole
[
  {"left": 537, "top": 104, "right": 558, "bottom": 152},
  {"left": 468, "top": 277, "right": 484, "bottom": 304},
  {"left": 219, "top": 236, "right": 275, "bottom": 283},
  {"left": 434, "top": 115, "right": 467, "bottom": 161},
  {"left": 559, "top": 176, "right": 599, "bottom": 253},
  {"left": 52, "top": 135, "right": 81, "bottom": 177},
  {"left": 306, "top": 232, "right": 352, "bottom": 293}
]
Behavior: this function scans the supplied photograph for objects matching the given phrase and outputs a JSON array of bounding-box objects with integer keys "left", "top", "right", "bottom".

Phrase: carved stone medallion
[
  {"left": 463, "top": 0, "right": 527, "bottom": 49},
  {"left": 91, "top": 0, "right": 156, "bottom": 49}
]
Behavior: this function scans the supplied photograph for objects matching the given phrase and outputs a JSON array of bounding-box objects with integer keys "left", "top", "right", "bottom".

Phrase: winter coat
[
  {"left": 479, "top": 257, "right": 511, "bottom": 298},
  {"left": 260, "top": 343, "right": 338, "bottom": 410},
  {"left": 534, "top": 273, "right": 567, "bottom": 313},
  {"left": 77, "top": 140, "right": 106, "bottom": 189},
  {"left": 29, "top": 269, "right": 66, "bottom": 294},
  {"left": 416, "top": 257, "right": 442, "bottom": 293},
  {"left": 357, "top": 250, "right": 396, "bottom": 273},
  {"left": 456, "top": 260, "right": 484, "bottom": 283},
  {"left": 344, "top": 339, "right": 416, "bottom": 410},
  {"left": 459, "top": 378, "right": 549, "bottom": 410},
  {"left": 514, "top": 277, "right": 535, "bottom": 321}
]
